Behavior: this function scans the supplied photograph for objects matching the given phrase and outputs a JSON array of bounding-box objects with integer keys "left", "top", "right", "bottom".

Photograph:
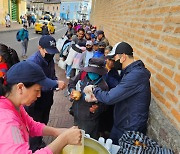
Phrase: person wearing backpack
[{"left": 18, "top": 25, "right": 29, "bottom": 58}]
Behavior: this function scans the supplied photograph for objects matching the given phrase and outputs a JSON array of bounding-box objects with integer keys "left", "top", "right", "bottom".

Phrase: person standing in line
[
  {"left": 19, "top": 24, "right": 29, "bottom": 58},
  {"left": 25, "top": 35, "right": 66, "bottom": 151},
  {"left": 68, "top": 58, "right": 109, "bottom": 139},
  {"left": 84, "top": 42, "right": 151, "bottom": 145},
  {"left": 0, "top": 60, "right": 82, "bottom": 153},
  {"left": 79, "top": 40, "right": 94, "bottom": 69}
]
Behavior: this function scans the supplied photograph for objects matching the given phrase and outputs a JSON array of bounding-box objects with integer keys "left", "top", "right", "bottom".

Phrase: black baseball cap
[
  {"left": 39, "top": 35, "right": 59, "bottom": 54},
  {"left": 106, "top": 42, "right": 133, "bottom": 58},
  {"left": 97, "top": 30, "right": 104, "bottom": 35},
  {"left": 7, "top": 61, "right": 57, "bottom": 89}
]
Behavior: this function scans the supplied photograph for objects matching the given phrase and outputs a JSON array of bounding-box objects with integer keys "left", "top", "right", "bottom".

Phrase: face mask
[
  {"left": 114, "top": 60, "right": 122, "bottom": 70},
  {"left": 88, "top": 72, "right": 100, "bottom": 81},
  {"left": 98, "top": 48, "right": 105, "bottom": 53},
  {"left": 44, "top": 53, "right": 54, "bottom": 62},
  {"left": 86, "top": 47, "right": 93, "bottom": 51}
]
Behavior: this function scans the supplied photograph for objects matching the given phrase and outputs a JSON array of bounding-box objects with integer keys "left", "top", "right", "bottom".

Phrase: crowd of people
[
  {"left": 0, "top": 20, "right": 151, "bottom": 153},
  {"left": 59, "top": 21, "right": 151, "bottom": 145},
  {"left": 20, "top": 13, "right": 36, "bottom": 27}
]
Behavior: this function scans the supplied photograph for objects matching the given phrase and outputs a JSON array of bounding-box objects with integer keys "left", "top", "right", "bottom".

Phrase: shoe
[{"left": 66, "top": 76, "right": 70, "bottom": 79}]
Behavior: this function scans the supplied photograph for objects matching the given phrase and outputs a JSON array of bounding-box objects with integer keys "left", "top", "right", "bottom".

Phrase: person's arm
[
  {"left": 42, "top": 126, "right": 67, "bottom": 137},
  {"left": 68, "top": 72, "right": 81, "bottom": 92},
  {"left": 46, "top": 126, "right": 82, "bottom": 153},
  {"left": 71, "top": 44, "right": 83, "bottom": 53},
  {"left": 94, "top": 71, "right": 147, "bottom": 105}
]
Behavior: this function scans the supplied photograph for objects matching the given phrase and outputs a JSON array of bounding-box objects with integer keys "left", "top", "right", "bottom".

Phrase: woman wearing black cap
[{"left": 68, "top": 58, "right": 109, "bottom": 139}]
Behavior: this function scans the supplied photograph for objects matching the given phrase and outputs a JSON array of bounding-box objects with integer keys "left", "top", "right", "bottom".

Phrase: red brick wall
[{"left": 90, "top": 0, "right": 180, "bottom": 131}]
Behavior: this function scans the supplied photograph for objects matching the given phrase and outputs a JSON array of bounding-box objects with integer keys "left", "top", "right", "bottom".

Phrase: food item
[{"left": 72, "top": 90, "right": 81, "bottom": 100}]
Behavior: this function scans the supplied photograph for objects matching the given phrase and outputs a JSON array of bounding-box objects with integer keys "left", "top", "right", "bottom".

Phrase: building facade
[
  {"left": 60, "top": 0, "right": 91, "bottom": 21},
  {"left": 44, "top": 0, "right": 61, "bottom": 18},
  {"left": 0, "top": 0, "right": 26, "bottom": 25},
  {"left": 29, "top": 0, "right": 61, "bottom": 19},
  {"left": 90, "top": 0, "right": 180, "bottom": 153}
]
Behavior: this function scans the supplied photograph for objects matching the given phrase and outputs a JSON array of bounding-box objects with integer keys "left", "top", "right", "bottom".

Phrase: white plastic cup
[
  {"left": 98, "top": 137, "right": 105, "bottom": 146},
  {"left": 85, "top": 134, "right": 90, "bottom": 138},
  {"left": 105, "top": 138, "right": 113, "bottom": 152}
]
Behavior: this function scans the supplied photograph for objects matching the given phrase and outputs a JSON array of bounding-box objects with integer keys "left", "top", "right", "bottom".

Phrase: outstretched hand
[
  {"left": 57, "top": 80, "right": 66, "bottom": 90},
  {"left": 83, "top": 85, "right": 97, "bottom": 103}
]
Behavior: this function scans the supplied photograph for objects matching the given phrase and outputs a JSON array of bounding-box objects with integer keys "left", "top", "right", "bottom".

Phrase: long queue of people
[
  {"left": 58, "top": 21, "right": 151, "bottom": 145},
  {"left": 0, "top": 20, "right": 151, "bottom": 153}
]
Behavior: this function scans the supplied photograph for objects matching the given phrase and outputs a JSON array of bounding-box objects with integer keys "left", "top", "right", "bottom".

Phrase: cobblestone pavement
[{"left": 43, "top": 64, "right": 74, "bottom": 144}]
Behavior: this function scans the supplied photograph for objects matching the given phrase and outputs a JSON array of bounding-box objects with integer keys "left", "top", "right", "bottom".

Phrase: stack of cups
[
  {"left": 105, "top": 139, "right": 113, "bottom": 153},
  {"left": 98, "top": 137, "right": 105, "bottom": 146}
]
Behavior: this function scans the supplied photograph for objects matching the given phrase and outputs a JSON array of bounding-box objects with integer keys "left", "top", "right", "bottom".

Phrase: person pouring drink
[{"left": 0, "top": 61, "right": 82, "bottom": 153}]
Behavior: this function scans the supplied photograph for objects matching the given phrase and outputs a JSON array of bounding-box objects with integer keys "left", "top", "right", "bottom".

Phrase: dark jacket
[
  {"left": 68, "top": 71, "right": 109, "bottom": 121},
  {"left": 94, "top": 60, "right": 151, "bottom": 132},
  {"left": 27, "top": 51, "right": 57, "bottom": 91},
  {"left": 104, "top": 68, "right": 120, "bottom": 89},
  {"left": 41, "top": 25, "right": 49, "bottom": 35}
]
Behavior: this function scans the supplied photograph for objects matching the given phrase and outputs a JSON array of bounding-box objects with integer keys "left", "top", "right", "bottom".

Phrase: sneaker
[{"left": 66, "top": 76, "right": 70, "bottom": 79}]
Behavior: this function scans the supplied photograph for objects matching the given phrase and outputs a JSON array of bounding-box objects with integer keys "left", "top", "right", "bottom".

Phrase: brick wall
[
  {"left": 0, "top": 0, "right": 9, "bottom": 25},
  {"left": 90, "top": 0, "right": 180, "bottom": 152}
]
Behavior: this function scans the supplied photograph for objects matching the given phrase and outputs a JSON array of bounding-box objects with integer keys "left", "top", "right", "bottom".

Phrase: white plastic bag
[
  {"left": 56, "top": 36, "right": 68, "bottom": 52},
  {"left": 65, "top": 47, "right": 78, "bottom": 66},
  {"left": 58, "top": 57, "right": 66, "bottom": 70}
]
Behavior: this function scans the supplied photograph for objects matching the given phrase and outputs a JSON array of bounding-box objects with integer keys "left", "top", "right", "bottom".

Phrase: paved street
[
  {"left": 0, "top": 23, "right": 74, "bottom": 144},
  {"left": 0, "top": 23, "right": 67, "bottom": 60}
]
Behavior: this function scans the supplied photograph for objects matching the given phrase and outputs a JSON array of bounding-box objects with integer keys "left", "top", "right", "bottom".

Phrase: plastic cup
[
  {"left": 98, "top": 137, "right": 105, "bottom": 146},
  {"left": 62, "top": 129, "right": 85, "bottom": 154}
]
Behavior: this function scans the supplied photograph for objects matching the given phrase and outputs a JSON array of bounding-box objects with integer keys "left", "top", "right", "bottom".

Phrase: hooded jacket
[
  {"left": 0, "top": 96, "right": 52, "bottom": 154},
  {"left": 93, "top": 60, "right": 151, "bottom": 132}
]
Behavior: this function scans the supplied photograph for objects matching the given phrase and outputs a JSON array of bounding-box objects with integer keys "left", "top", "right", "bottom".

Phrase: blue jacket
[
  {"left": 104, "top": 68, "right": 120, "bottom": 89},
  {"left": 94, "top": 60, "right": 151, "bottom": 132},
  {"left": 93, "top": 50, "right": 104, "bottom": 58},
  {"left": 27, "top": 51, "right": 58, "bottom": 91}
]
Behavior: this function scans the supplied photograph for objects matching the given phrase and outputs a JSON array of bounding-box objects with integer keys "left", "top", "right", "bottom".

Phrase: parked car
[
  {"left": 40, "top": 14, "right": 52, "bottom": 21},
  {"left": 34, "top": 20, "right": 55, "bottom": 34}
]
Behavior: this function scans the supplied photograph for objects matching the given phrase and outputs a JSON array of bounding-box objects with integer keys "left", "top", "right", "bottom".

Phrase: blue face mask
[{"left": 88, "top": 72, "right": 100, "bottom": 81}]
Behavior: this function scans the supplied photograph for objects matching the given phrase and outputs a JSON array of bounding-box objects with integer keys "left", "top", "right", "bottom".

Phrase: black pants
[
  {"left": 74, "top": 117, "right": 99, "bottom": 140},
  {"left": 25, "top": 91, "right": 54, "bottom": 152}
]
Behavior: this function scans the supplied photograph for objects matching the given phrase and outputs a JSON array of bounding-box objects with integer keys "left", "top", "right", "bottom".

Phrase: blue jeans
[{"left": 66, "top": 65, "right": 72, "bottom": 77}]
